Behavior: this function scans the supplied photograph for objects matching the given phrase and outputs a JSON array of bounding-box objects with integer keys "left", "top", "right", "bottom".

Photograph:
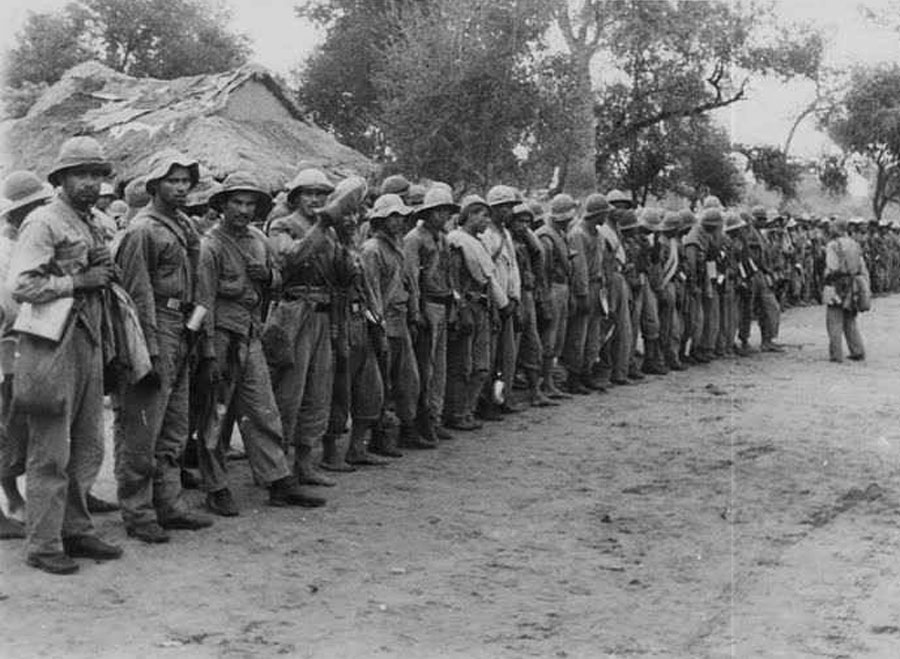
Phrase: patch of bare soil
[{"left": 3, "top": 298, "right": 900, "bottom": 658}]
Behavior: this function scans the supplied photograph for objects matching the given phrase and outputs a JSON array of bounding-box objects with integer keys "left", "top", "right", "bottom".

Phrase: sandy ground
[{"left": 3, "top": 297, "right": 900, "bottom": 658}]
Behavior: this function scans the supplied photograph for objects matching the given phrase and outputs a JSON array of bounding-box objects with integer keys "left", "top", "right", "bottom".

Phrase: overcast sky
[{"left": 2, "top": 0, "right": 899, "bottom": 158}]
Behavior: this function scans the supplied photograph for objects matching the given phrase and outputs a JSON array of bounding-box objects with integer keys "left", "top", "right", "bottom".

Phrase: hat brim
[
  {"left": 209, "top": 187, "right": 273, "bottom": 219},
  {"left": 415, "top": 202, "right": 459, "bottom": 215},
  {"left": 145, "top": 161, "right": 200, "bottom": 193},
  {"left": 1, "top": 184, "right": 55, "bottom": 218},
  {"left": 48, "top": 162, "right": 112, "bottom": 186},
  {"left": 551, "top": 211, "right": 575, "bottom": 222}
]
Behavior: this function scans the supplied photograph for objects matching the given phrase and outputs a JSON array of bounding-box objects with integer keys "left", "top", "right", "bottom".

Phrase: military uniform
[{"left": 535, "top": 214, "right": 572, "bottom": 394}]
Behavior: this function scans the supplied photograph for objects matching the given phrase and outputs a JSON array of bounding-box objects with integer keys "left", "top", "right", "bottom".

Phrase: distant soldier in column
[
  {"left": 445, "top": 195, "right": 507, "bottom": 430},
  {"left": 657, "top": 212, "right": 685, "bottom": 371},
  {"left": 480, "top": 185, "right": 523, "bottom": 414},
  {"left": 535, "top": 194, "right": 575, "bottom": 399},
  {"left": 509, "top": 203, "right": 556, "bottom": 407},
  {"left": 563, "top": 193, "right": 608, "bottom": 393},
  {"left": 404, "top": 186, "right": 459, "bottom": 441},
  {"left": 599, "top": 193, "right": 634, "bottom": 386},
  {"left": 744, "top": 206, "right": 784, "bottom": 353},
  {"left": 363, "top": 194, "right": 430, "bottom": 450},
  {"left": 115, "top": 151, "right": 214, "bottom": 542}
]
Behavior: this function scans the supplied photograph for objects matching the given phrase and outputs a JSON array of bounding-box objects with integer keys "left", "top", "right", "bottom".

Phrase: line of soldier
[
  {"left": 750, "top": 214, "right": 900, "bottom": 311},
  {"left": 0, "top": 135, "right": 878, "bottom": 576}
]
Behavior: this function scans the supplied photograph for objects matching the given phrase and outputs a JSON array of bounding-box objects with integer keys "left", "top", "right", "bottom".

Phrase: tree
[
  {"left": 372, "top": 0, "right": 551, "bottom": 188},
  {"left": 823, "top": 64, "right": 900, "bottom": 219},
  {"left": 816, "top": 154, "right": 849, "bottom": 197},
  {"left": 4, "top": 0, "right": 250, "bottom": 86},
  {"left": 550, "top": 0, "right": 824, "bottom": 192},
  {"left": 739, "top": 145, "right": 803, "bottom": 199},
  {"left": 4, "top": 5, "right": 92, "bottom": 89}
]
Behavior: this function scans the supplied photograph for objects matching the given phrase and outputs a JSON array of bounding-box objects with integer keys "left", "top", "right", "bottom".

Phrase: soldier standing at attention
[
  {"left": 10, "top": 137, "right": 121, "bottom": 573},
  {"left": 266, "top": 169, "right": 361, "bottom": 488},
  {"left": 535, "top": 194, "right": 575, "bottom": 399},
  {"left": 195, "top": 173, "right": 325, "bottom": 515},
  {"left": 404, "top": 186, "right": 459, "bottom": 443},
  {"left": 115, "top": 151, "right": 214, "bottom": 541}
]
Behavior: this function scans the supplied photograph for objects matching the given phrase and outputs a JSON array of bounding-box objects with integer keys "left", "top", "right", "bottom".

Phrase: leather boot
[
  {"left": 565, "top": 372, "right": 591, "bottom": 395},
  {"left": 295, "top": 445, "right": 336, "bottom": 486},
  {"left": 369, "top": 419, "right": 403, "bottom": 458},
  {"left": 398, "top": 424, "right": 436, "bottom": 449},
  {"left": 527, "top": 370, "right": 557, "bottom": 407},
  {"left": 345, "top": 424, "right": 389, "bottom": 465},
  {"left": 416, "top": 413, "right": 439, "bottom": 444},
  {"left": 641, "top": 340, "right": 669, "bottom": 375},
  {"left": 319, "top": 434, "right": 356, "bottom": 473},
  {"left": 540, "top": 358, "right": 571, "bottom": 399}
]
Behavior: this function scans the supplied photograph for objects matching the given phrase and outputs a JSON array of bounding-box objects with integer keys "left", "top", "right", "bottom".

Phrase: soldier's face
[
  {"left": 467, "top": 206, "right": 490, "bottom": 233},
  {"left": 297, "top": 189, "right": 328, "bottom": 217},
  {"left": 156, "top": 166, "right": 194, "bottom": 208},
  {"left": 386, "top": 213, "right": 406, "bottom": 237},
  {"left": 60, "top": 169, "right": 105, "bottom": 210},
  {"left": 222, "top": 192, "right": 258, "bottom": 229}
]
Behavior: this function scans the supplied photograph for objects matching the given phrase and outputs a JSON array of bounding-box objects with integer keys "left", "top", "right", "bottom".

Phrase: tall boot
[
  {"left": 345, "top": 423, "right": 388, "bottom": 466},
  {"left": 369, "top": 414, "right": 403, "bottom": 458},
  {"left": 641, "top": 339, "right": 669, "bottom": 375},
  {"left": 319, "top": 433, "right": 356, "bottom": 473},
  {"left": 540, "top": 357, "right": 571, "bottom": 399},
  {"left": 295, "top": 444, "right": 336, "bottom": 486},
  {"left": 565, "top": 370, "right": 591, "bottom": 395},
  {"left": 398, "top": 423, "right": 436, "bottom": 449},
  {"left": 527, "top": 369, "right": 557, "bottom": 407}
]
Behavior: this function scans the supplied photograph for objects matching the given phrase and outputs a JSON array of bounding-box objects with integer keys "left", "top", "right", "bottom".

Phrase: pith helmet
[
  {"left": 702, "top": 195, "right": 723, "bottom": 209},
  {"left": 379, "top": 174, "right": 410, "bottom": 197},
  {"left": 144, "top": 150, "right": 200, "bottom": 194},
  {"left": 47, "top": 136, "right": 112, "bottom": 186},
  {"left": 639, "top": 208, "right": 663, "bottom": 232},
  {"left": 510, "top": 202, "right": 534, "bottom": 221},
  {"left": 750, "top": 205, "right": 768, "bottom": 221},
  {"left": 678, "top": 209, "right": 697, "bottom": 229},
  {"left": 485, "top": 185, "right": 520, "bottom": 207},
  {"left": 416, "top": 186, "right": 459, "bottom": 214},
  {"left": 606, "top": 189, "right": 632, "bottom": 207},
  {"left": 700, "top": 208, "right": 724, "bottom": 228},
  {"left": 616, "top": 209, "right": 639, "bottom": 231},
  {"left": 724, "top": 211, "right": 747, "bottom": 233},
  {"left": 1, "top": 171, "right": 54, "bottom": 219},
  {"left": 209, "top": 171, "right": 272, "bottom": 219},
  {"left": 287, "top": 168, "right": 334, "bottom": 201},
  {"left": 407, "top": 183, "right": 427, "bottom": 206},
  {"left": 459, "top": 194, "right": 490, "bottom": 219},
  {"left": 368, "top": 193, "right": 413, "bottom": 222},
  {"left": 549, "top": 193, "right": 577, "bottom": 222},
  {"left": 661, "top": 211, "right": 682, "bottom": 233},
  {"left": 583, "top": 193, "right": 611, "bottom": 219}
]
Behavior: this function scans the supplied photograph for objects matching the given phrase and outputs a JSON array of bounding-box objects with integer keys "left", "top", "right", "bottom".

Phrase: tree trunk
[{"left": 566, "top": 51, "right": 598, "bottom": 195}]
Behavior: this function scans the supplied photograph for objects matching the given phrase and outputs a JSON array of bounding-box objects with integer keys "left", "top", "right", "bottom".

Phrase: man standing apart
[
  {"left": 10, "top": 137, "right": 121, "bottom": 573},
  {"left": 823, "top": 217, "right": 867, "bottom": 362},
  {"left": 115, "top": 151, "right": 213, "bottom": 542}
]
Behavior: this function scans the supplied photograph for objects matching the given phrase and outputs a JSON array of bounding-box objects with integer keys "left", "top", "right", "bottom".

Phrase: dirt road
[{"left": 3, "top": 297, "right": 900, "bottom": 658}]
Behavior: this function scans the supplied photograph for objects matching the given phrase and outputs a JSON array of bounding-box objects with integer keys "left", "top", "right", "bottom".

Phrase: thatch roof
[{"left": 1, "top": 61, "right": 374, "bottom": 190}]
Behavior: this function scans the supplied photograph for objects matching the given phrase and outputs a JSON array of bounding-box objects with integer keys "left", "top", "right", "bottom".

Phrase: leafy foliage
[
  {"left": 739, "top": 145, "right": 803, "bottom": 199},
  {"left": 824, "top": 64, "right": 900, "bottom": 218},
  {"left": 4, "top": 0, "right": 250, "bottom": 87}
]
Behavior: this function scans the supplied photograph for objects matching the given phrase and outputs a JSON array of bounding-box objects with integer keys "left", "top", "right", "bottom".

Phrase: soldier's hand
[
  {"left": 246, "top": 262, "right": 270, "bottom": 283},
  {"left": 139, "top": 355, "right": 163, "bottom": 391},
  {"left": 73, "top": 265, "right": 114, "bottom": 291},
  {"left": 88, "top": 245, "right": 113, "bottom": 266}
]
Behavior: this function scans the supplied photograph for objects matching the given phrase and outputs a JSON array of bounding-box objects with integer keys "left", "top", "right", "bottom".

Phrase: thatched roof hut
[{"left": 1, "top": 61, "right": 374, "bottom": 191}]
